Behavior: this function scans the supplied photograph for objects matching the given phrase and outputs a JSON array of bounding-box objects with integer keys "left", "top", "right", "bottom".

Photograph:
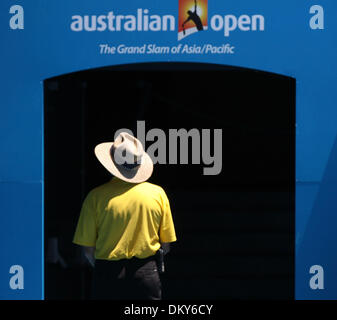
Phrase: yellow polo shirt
[{"left": 73, "top": 178, "right": 177, "bottom": 260}]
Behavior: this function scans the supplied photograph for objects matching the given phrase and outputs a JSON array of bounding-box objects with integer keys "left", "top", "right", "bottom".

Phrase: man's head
[{"left": 94, "top": 132, "right": 153, "bottom": 183}]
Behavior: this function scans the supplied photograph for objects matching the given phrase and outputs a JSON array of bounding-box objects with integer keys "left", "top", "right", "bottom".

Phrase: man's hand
[
  {"left": 160, "top": 242, "right": 171, "bottom": 255},
  {"left": 83, "top": 246, "right": 96, "bottom": 267}
]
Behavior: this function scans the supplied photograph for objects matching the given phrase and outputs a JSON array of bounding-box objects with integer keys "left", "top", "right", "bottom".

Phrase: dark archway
[{"left": 44, "top": 62, "right": 295, "bottom": 299}]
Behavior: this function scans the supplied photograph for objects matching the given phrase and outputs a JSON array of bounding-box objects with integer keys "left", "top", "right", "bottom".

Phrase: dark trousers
[{"left": 91, "top": 255, "right": 162, "bottom": 300}]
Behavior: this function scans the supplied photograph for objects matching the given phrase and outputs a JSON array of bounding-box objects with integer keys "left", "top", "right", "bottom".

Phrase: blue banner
[{"left": 0, "top": 0, "right": 337, "bottom": 300}]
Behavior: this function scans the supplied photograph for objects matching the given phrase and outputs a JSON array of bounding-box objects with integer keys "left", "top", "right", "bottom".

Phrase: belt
[{"left": 96, "top": 253, "right": 157, "bottom": 266}]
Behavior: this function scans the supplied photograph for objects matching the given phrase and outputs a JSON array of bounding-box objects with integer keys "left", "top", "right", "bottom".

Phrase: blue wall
[{"left": 0, "top": 0, "right": 337, "bottom": 299}]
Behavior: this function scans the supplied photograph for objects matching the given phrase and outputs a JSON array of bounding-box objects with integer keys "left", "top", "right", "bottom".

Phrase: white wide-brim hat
[{"left": 94, "top": 132, "right": 153, "bottom": 183}]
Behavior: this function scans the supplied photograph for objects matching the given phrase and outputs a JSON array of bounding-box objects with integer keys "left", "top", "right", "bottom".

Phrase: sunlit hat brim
[{"left": 94, "top": 142, "right": 153, "bottom": 183}]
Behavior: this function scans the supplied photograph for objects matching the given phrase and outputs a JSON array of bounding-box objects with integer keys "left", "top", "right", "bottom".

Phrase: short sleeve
[
  {"left": 159, "top": 190, "right": 177, "bottom": 243},
  {"left": 73, "top": 191, "right": 97, "bottom": 247}
]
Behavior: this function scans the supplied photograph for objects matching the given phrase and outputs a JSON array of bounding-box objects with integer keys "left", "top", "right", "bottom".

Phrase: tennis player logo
[{"left": 178, "top": 0, "right": 208, "bottom": 40}]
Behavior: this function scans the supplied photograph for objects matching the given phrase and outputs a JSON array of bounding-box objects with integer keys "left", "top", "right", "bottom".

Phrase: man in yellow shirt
[{"left": 73, "top": 132, "right": 177, "bottom": 300}]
